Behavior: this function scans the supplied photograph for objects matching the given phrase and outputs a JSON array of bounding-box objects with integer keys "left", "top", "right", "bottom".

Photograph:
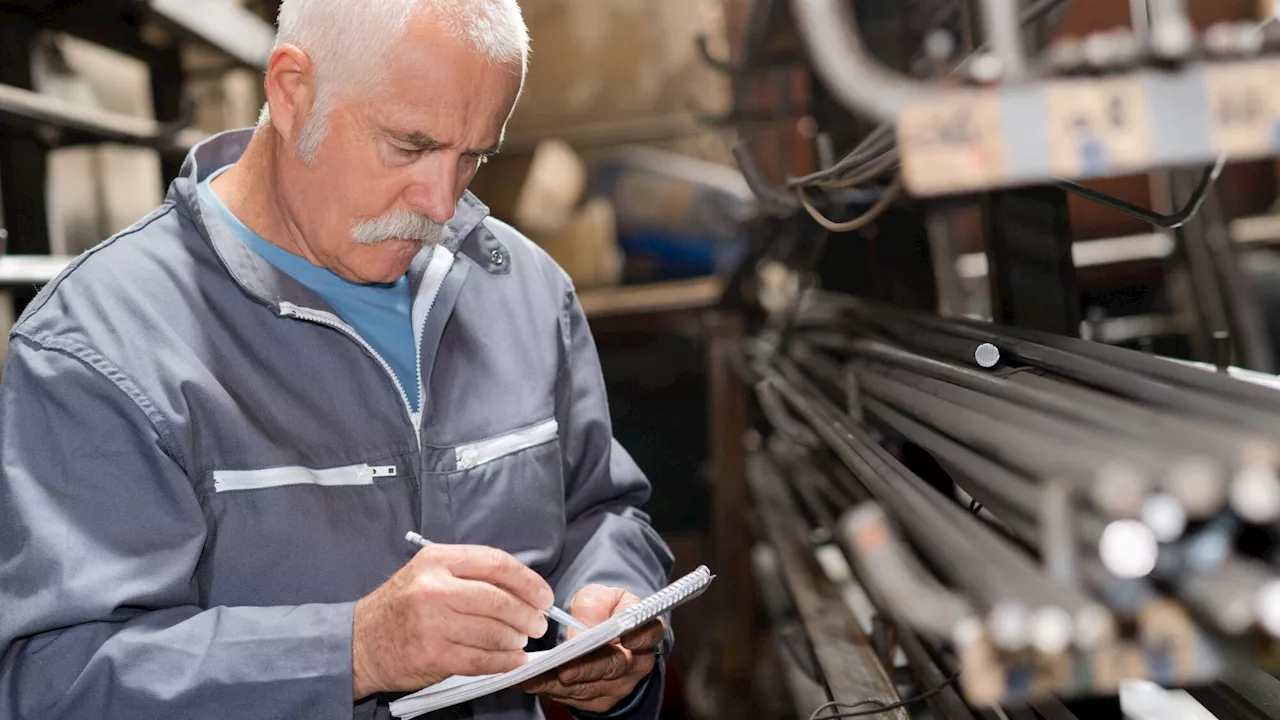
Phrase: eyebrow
[{"left": 389, "top": 130, "right": 501, "bottom": 156}]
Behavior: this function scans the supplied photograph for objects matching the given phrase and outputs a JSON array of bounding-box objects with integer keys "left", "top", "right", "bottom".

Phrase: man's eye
[{"left": 395, "top": 145, "right": 423, "bottom": 158}]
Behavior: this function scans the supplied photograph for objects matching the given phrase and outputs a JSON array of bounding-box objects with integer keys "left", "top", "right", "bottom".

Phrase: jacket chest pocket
[
  {"left": 426, "top": 418, "right": 567, "bottom": 573},
  {"left": 204, "top": 456, "right": 419, "bottom": 607}
]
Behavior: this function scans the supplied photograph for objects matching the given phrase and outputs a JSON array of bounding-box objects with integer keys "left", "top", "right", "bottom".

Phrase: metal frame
[
  {"left": 145, "top": 0, "right": 274, "bottom": 71},
  {"left": 983, "top": 186, "right": 1081, "bottom": 336}
]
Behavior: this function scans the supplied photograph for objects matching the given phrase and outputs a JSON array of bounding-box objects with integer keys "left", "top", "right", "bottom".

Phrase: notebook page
[{"left": 391, "top": 565, "right": 713, "bottom": 719}]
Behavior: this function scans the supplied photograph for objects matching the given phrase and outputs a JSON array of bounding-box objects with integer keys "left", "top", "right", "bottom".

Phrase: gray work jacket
[{"left": 0, "top": 129, "right": 674, "bottom": 720}]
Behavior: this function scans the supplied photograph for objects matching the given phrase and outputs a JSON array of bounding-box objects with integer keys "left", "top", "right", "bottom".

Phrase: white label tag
[
  {"left": 898, "top": 90, "right": 1008, "bottom": 196},
  {"left": 1207, "top": 59, "right": 1280, "bottom": 159},
  {"left": 1044, "top": 76, "right": 1151, "bottom": 178}
]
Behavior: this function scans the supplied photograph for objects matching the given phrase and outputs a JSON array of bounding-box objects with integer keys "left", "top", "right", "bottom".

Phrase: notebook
[{"left": 389, "top": 565, "right": 715, "bottom": 718}]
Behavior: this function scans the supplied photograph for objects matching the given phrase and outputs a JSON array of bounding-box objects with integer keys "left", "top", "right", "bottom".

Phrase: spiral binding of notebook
[
  {"left": 615, "top": 565, "right": 714, "bottom": 631},
  {"left": 390, "top": 565, "right": 714, "bottom": 718}
]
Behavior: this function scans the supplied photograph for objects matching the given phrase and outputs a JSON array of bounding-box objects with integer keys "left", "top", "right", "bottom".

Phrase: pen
[{"left": 404, "top": 531, "right": 590, "bottom": 632}]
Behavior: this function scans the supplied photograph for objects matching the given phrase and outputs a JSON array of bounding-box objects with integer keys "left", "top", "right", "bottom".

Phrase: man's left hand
[{"left": 519, "top": 585, "right": 665, "bottom": 714}]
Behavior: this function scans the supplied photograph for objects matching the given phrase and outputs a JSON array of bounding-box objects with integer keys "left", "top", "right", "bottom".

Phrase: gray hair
[{"left": 261, "top": 0, "right": 528, "bottom": 163}]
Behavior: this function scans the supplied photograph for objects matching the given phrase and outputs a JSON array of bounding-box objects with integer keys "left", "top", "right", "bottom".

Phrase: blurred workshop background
[{"left": 6, "top": 1, "right": 1280, "bottom": 719}]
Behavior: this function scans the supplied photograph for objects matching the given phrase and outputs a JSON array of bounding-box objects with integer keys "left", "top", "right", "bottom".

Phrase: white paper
[{"left": 390, "top": 566, "right": 714, "bottom": 718}]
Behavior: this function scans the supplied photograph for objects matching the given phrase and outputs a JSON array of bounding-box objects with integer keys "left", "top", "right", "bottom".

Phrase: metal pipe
[
  {"left": 732, "top": 142, "right": 800, "bottom": 212},
  {"left": 862, "top": 396, "right": 1042, "bottom": 525},
  {"left": 860, "top": 360, "right": 1225, "bottom": 523},
  {"left": 981, "top": 0, "right": 1029, "bottom": 80},
  {"left": 805, "top": 327, "right": 1258, "bottom": 521},
  {"left": 773, "top": 362, "right": 1101, "bottom": 652},
  {"left": 851, "top": 434, "right": 1101, "bottom": 655},
  {"left": 855, "top": 367, "right": 1152, "bottom": 518},
  {"left": 1056, "top": 157, "right": 1225, "bottom": 230},
  {"left": 1180, "top": 557, "right": 1280, "bottom": 637},
  {"left": 882, "top": 325, "right": 1004, "bottom": 369},
  {"left": 938, "top": 310, "right": 1280, "bottom": 416},
  {"left": 790, "top": 0, "right": 927, "bottom": 122},
  {"left": 847, "top": 338, "right": 1243, "bottom": 463},
  {"left": 893, "top": 623, "right": 980, "bottom": 720},
  {"left": 1041, "top": 481, "right": 1079, "bottom": 588},
  {"left": 873, "top": 308, "right": 1280, "bottom": 435},
  {"left": 772, "top": 367, "right": 1032, "bottom": 610},
  {"left": 1148, "top": 0, "right": 1195, "bottom": 59},
  {"left": 839, "top": 503, "right": 978, "bottom": 639},
  {"left": 864, "top": 362, "right": 1209, "bottom": 487},
  {"left": 747, "top": 454, "right": 909, "bottom": 716},
  {"left": 1007, "top": 371, "right": 1275, "bottom": 520}
]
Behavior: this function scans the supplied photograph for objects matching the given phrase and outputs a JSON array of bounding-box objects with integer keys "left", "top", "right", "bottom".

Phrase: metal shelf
[
  {"left": 0, "top": 83, "right": 205, "bottom": 152},
  {"left": 0, "top": 0, "right": 274, "bottom": 71},
  {"left": 145, "top": 0, "right": 274, "bottom": 71},
  {"left": 0, "top": 254, "right": 74, "bottom": 287}
]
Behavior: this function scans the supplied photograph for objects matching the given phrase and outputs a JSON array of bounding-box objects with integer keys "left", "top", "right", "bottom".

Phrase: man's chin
[{"left": 342, "top": 243, "right": 426, "bottom": 283}]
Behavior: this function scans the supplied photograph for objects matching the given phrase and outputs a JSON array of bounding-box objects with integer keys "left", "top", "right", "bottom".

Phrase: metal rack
[
  {"left": 705, "top": 1, "right": 1280, "bottom": 718},
  {"left": 0, "top": 0, "right": 272, "bottom": 258}
]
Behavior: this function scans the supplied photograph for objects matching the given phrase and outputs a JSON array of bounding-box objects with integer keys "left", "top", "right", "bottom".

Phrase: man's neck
[{"left": 209, "top": 127, "right": 325, "bottom": 267}]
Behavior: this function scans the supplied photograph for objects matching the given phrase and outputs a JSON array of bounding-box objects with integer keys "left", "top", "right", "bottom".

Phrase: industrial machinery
[{"left": 709, "top": 1, "right": 1280, "bottom": 718}]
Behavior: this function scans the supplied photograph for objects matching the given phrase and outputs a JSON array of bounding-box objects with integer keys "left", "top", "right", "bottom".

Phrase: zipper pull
[{"left": 457, "top": 449, "right": 478, "bottom": 470}]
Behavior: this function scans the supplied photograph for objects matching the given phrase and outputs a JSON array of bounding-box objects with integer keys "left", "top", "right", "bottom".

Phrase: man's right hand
[{"left": 350, "top": 543, "right": 553, "bottom": 699}]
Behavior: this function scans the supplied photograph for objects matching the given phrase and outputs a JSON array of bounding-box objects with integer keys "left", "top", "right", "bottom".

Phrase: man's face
[{"left": 280, "top": 17, "right": 523, "bottom": 283}]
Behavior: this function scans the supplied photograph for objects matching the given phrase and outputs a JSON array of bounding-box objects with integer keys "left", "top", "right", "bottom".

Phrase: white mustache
[{"left": 352, "top": 209, "right": 446, "bottom": 246}]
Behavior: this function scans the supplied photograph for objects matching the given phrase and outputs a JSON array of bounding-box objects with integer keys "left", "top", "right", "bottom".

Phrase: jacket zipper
[
  {"left": 277, "top": 249, "right": 456, "bottom": 453},
  {"left": 455, "top": 418, "right": 559, "bottom": 470},
  {"left": 279, "top": 302, "right": 421, "bottom": 435},
  {"left": 413, "top": 249, "right": 456, "bottom": 449}
]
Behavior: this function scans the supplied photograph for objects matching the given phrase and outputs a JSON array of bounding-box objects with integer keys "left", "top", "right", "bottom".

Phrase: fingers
[
  {"left": 445, "top": 646, "right": 529, "bottom": 679},
  {"left": 557, "top": 644, "right": 633, "bottom": 685},
  {"left": 428, "top": 544, "right": 554, "bottom": 610},
  {"left": 443, "top": 614, "right": 531, "bottom": 651},
  {"left": 523, "top": 653, "right": 657, "bottom": 713},
  {"left": 519, "top": 670, "right": 560, "bottom": 695},
  {"left": 569, "top": 585, "right": 630, "bottom": 628},
  {"left": 621, "top": 618, "right": 666, "bottom": 652},
  {"left": 445, "top": 577, "right": 548, "bottom": 639}
]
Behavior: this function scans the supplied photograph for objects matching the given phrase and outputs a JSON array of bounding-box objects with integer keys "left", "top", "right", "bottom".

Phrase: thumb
[{"left": 570, "top": 585, "right": 627, "bottom": 629}]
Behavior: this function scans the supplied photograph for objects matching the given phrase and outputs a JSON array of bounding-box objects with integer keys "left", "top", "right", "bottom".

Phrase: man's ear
[{"left": 263, "top": 44, "right": 315, "bottom": 146}]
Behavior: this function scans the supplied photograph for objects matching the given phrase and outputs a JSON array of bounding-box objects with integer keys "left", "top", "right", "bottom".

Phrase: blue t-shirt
[{"left": 199, "top": 169, "right": 420, "bottom": 413}]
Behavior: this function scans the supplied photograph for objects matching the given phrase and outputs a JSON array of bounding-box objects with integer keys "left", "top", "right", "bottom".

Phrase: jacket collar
[{"left": 167, "top": 128, "right": 492, "bottom": 310}]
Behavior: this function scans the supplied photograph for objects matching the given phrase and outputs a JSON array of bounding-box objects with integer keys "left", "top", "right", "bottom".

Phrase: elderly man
[{"left": 0, "top": 1, "right": 674, "bottom": 718}]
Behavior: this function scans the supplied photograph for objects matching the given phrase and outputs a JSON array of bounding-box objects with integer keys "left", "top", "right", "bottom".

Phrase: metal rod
[
  {"left": 1041, "top": 481, "right": 1079, "bottom": 588},
  {"left": 772, "top": 362, "right": 1102, "bottom": 653},
  {"left": 844, "top": 338, "right": 1244, "bottom": 466},
  {"left": 863, "top": 362, "right": 1201, "bottom": 482},
  {"left": 0, "top": 83, "right": 203, "bottom": 153},
  {"left": 790, "top": 0, "right": 927, "bottom": 122},
  {"left": 980, "top": 0, "right": 1029, "bottom": 80},
  {"left": 839, "top": 503, "right": 978, "bottom": 639},
  {"left": 859, "top": 360, "right": 1225, "bottom": 522},
  {"left": 748, "top": 454, "right": 909, "bottom": 716},
  {"left": 1006, "top": 371, "right": 1276, "bottom": 521},
  {"left": 895, "top": 622, "right": 981, "bottom": 720},
  {"left": 854, "top": 367, "right": 1151, "bottom": 518},
  {"left": 943, "top": 311, "right": 1280, "bottom": 416},
  {"left": 828, "top": 297, "right": 1280, "bottom": 434},
  {"left": 1179, "top": 557, "right": 1280, "bottom": 637},
  {"left": 1056, "top": 156, "right": 1225, "bottom": 230}
]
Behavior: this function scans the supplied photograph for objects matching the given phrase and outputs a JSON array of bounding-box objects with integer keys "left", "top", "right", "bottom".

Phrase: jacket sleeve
[
  {"left": 546, "top": 287, "right": 676, "bottom": 718},
  {"left": 0, "top": 335, "right": 357, "bottom": 720}
]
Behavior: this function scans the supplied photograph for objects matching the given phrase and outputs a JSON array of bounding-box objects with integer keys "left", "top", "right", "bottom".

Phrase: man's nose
[{"left": 403, "top": 163, "right": 459, "bottom": 225}]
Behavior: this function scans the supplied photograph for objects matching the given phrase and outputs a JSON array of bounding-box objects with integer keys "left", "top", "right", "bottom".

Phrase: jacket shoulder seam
[
  {"left": 12, "top": 330, "right": 189, "bottom": 471},
  {"left": 14, "top": 203, "right": 178, "bottom": 333}
]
